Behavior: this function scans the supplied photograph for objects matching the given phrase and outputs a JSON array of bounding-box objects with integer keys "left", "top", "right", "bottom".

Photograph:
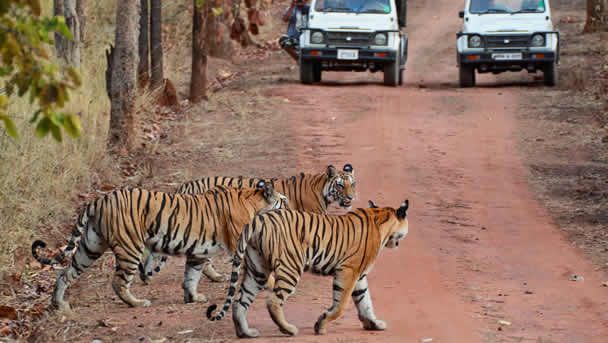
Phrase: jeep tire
[
  {"left": 384, "top": 57, "right": 399, "bottom": 87},
  {"left": 459, "top": 65, "right": 475, "bottom": 87},
  {"left": 543, "top": 61, "right": 558, "bottom": 87},
  {"left": 300, "top": 59, "right": 314, "bottom": 84},
  {"left": 313, "top": 62, "right": 322, "bottom": 83}
]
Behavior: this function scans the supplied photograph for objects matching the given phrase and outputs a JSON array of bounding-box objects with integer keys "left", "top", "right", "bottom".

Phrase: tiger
[
  {"left": 206, "top": 199, "right": 410, "bottom": 338},
  {"left": 31, "top": 181, "right": 288, "bottom": 311},
  {"left": 140, "top": 164, "right": 357, "bottom": 284}
]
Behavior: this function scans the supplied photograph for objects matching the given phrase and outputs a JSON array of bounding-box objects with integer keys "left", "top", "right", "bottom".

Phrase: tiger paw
[
  {"left": 236, "top": 327, "right": 260, "bottom": 338},
  {"left": 279, "top": 323, "right": 298, "bottom": 336},
  {"left": 184, "top": 292, "right": 208, "bottom": 304},
  {"left": 313, "top": 319, "right": 326, "bottom": 335},
  {"left": 363, "top": 318, "right": 386, "bottom": 331},
  {"left": 54, "top": 301, "right": 72, "bottom": 313},
  {"left": 132, "top": 299, "right": 152, "bottom": 307}
]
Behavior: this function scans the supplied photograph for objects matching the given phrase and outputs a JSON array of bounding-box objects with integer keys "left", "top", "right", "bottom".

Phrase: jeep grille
[
  {"left": 326, "top": 31, "right": 372, "bottom": 45},
  {"left": 485, "top": 35, "right": 530, "bottom": 48}
]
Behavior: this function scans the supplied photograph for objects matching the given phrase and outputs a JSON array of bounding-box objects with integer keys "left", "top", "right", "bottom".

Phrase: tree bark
[
  {"left": 584, "top": 0, "right": 608, "bottom": 32},
  {"left": 63, "top": 0, "right": 80, "bottom": 67},
  {"left": 53, "top": 0, "right": 67, "bottom": 59},
  {"left": 189, "top": 0, "right": 210, "bottom": 103},
  {"left": 109, "top": 0, "right": 140, "bottom": 150},
  {"left": 76, "top": 0, "right": 88, "bottom": 43},
  {"left": 150, "top": 0, "right": 163, "bottom": 89},
  {"left": 138, "top": 0, "right": 150, "bottom": 88}
]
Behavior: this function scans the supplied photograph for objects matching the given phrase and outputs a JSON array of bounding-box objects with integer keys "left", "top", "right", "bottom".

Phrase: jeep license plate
[
  {"left": 338, "top": 49, "right": 358, "bottom": 60},
  {"left": 492, "top": 53, "right": 522, "bottom": 60}
]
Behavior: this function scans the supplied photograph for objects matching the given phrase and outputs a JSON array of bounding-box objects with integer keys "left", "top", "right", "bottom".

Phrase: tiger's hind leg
[
  {"left": 232, "top": 249, "right": 271, "bottom": 338},
  {"left": 314, "top": 269, "right": 358, "bottom": 335},
  {"left": 53, "top": 227, "right": 107, "bottom": 312},
  {"left": 183, "top": 256, "right": 209, "bottom": 303},
  {"left": 352, "top": 275, "right": 386, "bottom": 331},
  {"left": 111, "top": 245, "right": 150, "bottom": 307},
  {"left": 266, "top": 265, "right": 303, "bottom": 336},
  {"left": 202, "top": 257, "right": 225, "bottom": 282}
]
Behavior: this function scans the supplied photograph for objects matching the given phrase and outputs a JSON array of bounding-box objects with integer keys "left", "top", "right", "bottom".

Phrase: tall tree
[
  {"left": 150, "top": 0, "right": 163, "bottom": 89},
  {"left": 109, "top": 0, "right": 140, "bottom": 150},
  {"left": 63, "top": 0, "right": 80, "bottom": 66},
  {"left": 584, "top": 0, "right": 608, "bottom": 32},
  {"left": 189, "top": 0, "right": 210, "bottom": 103},
  {"left": 53, "top": 0, "right": 67, "bottom": 59},
  {"left": 76, "top": 0, "right": 88, "bottom": 42},
  {"left": 138, "top": 0, "right": 150, "bottom": 88}
]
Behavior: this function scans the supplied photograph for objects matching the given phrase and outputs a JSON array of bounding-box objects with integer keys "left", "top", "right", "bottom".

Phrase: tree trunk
[
  {"left": 63, "top": 0, "right": 81, "bottom": 67},
  {"left": 138, "top": 0, "right": 150, "bottom": 88},
  {"left": 76, "top": 0, "right": 88, "bottom": 43},
  {"left": 584, "top": 0, "right": 608, "bottom": 32},
  {"left": 109, "top": 0, "right": 140, "bottom": 150},
  {"left": 189, "top": 0, "right": 209, "bottom": 103},
  {"left": 54, "top": 0, "right": 67, "bottom": 59},
  {"left": 150, "top": 0, "right": 163, "bottom": 89}
]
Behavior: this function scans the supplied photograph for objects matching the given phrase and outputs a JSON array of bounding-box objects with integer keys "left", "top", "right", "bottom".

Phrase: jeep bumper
[{"left": 301, "top": 48, "right": 397, "bottom": 63}]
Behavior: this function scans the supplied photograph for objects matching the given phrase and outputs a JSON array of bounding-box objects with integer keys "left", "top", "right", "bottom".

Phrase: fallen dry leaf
[{"left": 0, "top": 306, "right": 18, "bottom": 320}]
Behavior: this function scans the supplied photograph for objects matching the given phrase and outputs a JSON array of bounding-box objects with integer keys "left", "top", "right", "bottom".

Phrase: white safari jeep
[
  {"left": 457, "top": 0, "right": 560, "bottom": 87},
  {"left": 299, "top": 0, "right": 408, "bottom": 86}
]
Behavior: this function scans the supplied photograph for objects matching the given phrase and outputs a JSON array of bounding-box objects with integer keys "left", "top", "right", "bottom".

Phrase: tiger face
[
  {"left": 257, "top": 180, "right": 290, "bottom": 213},
  {"left": 325, "top": 164, "right": 356, "bottom": 209}
]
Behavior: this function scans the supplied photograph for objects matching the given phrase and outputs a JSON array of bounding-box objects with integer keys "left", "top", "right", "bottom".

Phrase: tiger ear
[
  {"left": 396, "top": 199, "right": 409, "bottom": 220},
  {"left": 326, "top": 165, "right": 337, "bottom": 178},
  {"left": 343, "top": 164, "right": 353, "bottom": 173},
  {"left": 256, "top": 180, "right": 265, "bottom": 189},
  {"left": 262, "top": 181, "right": 274, "bottom": 200},
  {"left": 368, "top": 200, "right": 378, "bottom": 208}
]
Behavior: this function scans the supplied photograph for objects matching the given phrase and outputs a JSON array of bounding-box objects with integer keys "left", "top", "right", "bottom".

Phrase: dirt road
[
  {"left": 258, "top": 1, "right": 608, "bottom": 342},
  {"left": 26, "top": 1, "right": 607, "bottom": 342}
]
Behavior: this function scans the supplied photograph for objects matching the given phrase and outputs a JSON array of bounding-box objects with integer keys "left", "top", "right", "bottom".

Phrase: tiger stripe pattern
[
  {"left": 141, "top": 164, "right": 356, "bottom": 283},
  {"left": 206, "top": 199, "right": 410, "bottom": 338},
  {"left": 31, "top": 181, "right": 288, "bottom": 311}
]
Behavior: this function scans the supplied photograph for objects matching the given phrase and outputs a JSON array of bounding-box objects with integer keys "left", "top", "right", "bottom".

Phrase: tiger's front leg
[
  {"left": 314, "top": 269, "right": 357, "bottom": 335},
  {"left": 183, "top": 256, "right": 208, "bottom": 303},
  {"left": 351, "top": 275, "right": 386, "bottom": 331}
]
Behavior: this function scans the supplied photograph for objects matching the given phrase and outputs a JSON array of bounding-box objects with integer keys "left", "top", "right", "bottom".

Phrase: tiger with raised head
[
  {"left": 31, "top": 181, "right": 288, "bottom": 311},
  {"left": 206, "top": 199, "right": 410, "bottom": 338},
  {"left": 140, "top": 164, "right": 357, "bottom": 284}
]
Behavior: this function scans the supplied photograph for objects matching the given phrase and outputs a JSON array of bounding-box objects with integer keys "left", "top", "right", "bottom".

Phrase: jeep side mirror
[{"left": 459, "top": 10, "right": 465, "bottom": 18}]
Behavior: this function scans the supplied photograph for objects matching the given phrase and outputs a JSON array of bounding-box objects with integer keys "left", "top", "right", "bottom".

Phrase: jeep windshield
[
  {"left": 314, "top": 0, "right": 391, "bottom": 13},
  {"left": 469, "top": 0, "right": 546, "bottom": 14}
]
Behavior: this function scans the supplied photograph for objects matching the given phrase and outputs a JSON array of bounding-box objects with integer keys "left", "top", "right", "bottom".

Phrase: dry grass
[{"left": 0, "top": 1, "right": 120, "bottom": 278}]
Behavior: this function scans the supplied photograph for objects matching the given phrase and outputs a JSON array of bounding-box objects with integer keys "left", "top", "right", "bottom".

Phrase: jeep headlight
[
  {"left": 311, "top": 31, "right": 324, "bottom": 44},
  {"left": 530, "top": 34, "right": 545, "bottom": 47},
  {"left": 468, "top": 35, "right": 482, "bottom": 48},
  {"left": 374, "top": 33, "right": 387, "bottom": 46}
]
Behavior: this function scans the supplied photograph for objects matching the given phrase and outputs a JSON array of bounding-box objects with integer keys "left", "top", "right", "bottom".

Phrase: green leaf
[
  {"left": 211, "top": 7, "right": 223, "bottom": 16},
  {"left": 0, "top": 113, "right": 19, "bottom": 139},
  {"left": 35, "top": 117, "right": 51, "bottom": 138},
  {"left": 50, "top": 122, "right": 62, "bottom": 142},
  {"left": 29, "top": 109, "right": 42, "bottom": 123},
  {"left": 56, "top": 20, "right": 72, "bottom": 40},
  {"left": 63, "top": 114, "right": 81, "bottom": 138}
]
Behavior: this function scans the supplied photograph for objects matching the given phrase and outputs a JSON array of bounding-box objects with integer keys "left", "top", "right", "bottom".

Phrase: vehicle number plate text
[
  {"left": 492, "top": 53, "right": 522, "bottom": 60},
  {"left": 337, "top": 49, "right": 359, "bottom": 60}
]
